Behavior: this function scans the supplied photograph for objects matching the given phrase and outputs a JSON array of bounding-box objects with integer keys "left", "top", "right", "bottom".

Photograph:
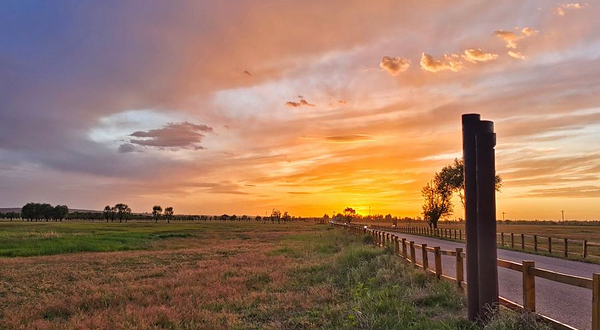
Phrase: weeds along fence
[
  {"left": 368, "top": 225, "right": 600, "bottom": 261},
  {"left": 337, "top": 223, "right": 600, "bottom": 330}
]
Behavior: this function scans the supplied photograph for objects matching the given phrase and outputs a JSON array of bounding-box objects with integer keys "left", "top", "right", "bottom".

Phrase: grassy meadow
[{"left": 0, "top": 221, "right": 549, "bottom": 329}]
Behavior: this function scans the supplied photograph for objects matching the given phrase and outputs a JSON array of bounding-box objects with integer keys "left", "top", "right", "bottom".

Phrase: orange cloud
[
  {"left": 494, "top": 28, "right": 538, "bottom": 48},
  {"left": 379, "top": 56, "right": 410, "bottom": 76},
  {"left": 463, "top": 48, "right": 499, "bottom": 63},
  {"left": 556, "top": 3, "right": 588, "bottom": 16},
  {"left": 508, "top": 51, "right": 525, "bottom": 59},
  {"left": 420, "top": 53, "right": 463, "bottom": 72}
]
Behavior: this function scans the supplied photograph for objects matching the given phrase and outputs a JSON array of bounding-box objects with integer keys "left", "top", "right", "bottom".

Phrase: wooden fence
[
  {"left": 340, "top": 223, "right": 600, "bottom": 330},
  {"left": 368, "top": 225, "right": 599, "bottom": 260}
]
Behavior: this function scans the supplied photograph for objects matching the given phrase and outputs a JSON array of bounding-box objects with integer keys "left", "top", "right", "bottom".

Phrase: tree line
[{"left": 0, "top": 203, "right": 300, "bottom": 223}]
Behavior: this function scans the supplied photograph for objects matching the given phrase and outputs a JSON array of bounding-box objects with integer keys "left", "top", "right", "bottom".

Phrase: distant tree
[
  {"left": 103, "top": 205, "right": 113, "bottom": 223},
  {"left": 282, "top": 211, "right": 290, "bottom": 222},
  {"left": 39, "top": 203, "right": 54, "bottom": 222},
  {"left": 255, "top": 215, "right": 261, "bottom": 222},
  {"left": 271, "top": 209, "right": 281, "bottom": 223},
  {"left": 164, "top": 207, "right": 174, "bottom": 223},
  {"left": 21, "top": 203, "right": 36, "bottom": 221},
  {"left": 343, "top": 207, "right": 356, "bottom": 224},
  {"left": 421, "top": 178, "right": 452, "bottom": 229},
  {"left": 152, "top": 205, "right": 162, "bottom": 223},
  {"left": 53, "top": 205, "right": 69, "bottom": 222},
  {"left": 115, "top": 203, "right": 131, "bottom": 223}
]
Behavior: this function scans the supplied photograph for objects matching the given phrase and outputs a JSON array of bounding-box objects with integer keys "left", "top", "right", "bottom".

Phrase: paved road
[{"left": 375, "top": 230, "right": 600, "bottom": 330}]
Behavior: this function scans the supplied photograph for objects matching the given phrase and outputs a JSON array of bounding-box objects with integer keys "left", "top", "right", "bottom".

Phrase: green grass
[
  {"left": 0, "top": 221, "right": 205, "bottom": 257},
  {"left": 284, "top": 230, "right": 551, "bottom": 329}
]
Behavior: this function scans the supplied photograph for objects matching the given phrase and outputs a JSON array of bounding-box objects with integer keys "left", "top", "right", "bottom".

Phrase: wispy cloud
[
  {"left": 556, "top": 3, "right": 588, "bottom": 16},
  {"left": 285, "top": 99, "right": 315, "bottom": 107},
  {"left": 128, "top": 122, "right": 213, "bottom": 150}
]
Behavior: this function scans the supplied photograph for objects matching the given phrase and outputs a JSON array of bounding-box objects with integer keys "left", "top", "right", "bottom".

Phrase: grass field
[{"left": 0, "top": 221, "right": 549, "bottom": 329}]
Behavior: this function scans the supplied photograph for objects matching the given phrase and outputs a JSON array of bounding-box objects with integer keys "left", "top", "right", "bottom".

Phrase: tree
[
  {"left": 421, "top": 177, "right": 453, "bottom": 229},
  {"left": 152, "top": 205, "right": 162, "bottom": 223},
  {"left": 343, "top": 207, "right": 356, "bottom": 224},
  {"left": 164, "top": 207, "right": 174, "bottom": 223},
  {"left": 53, "top": 205, "right": 69, "bottom": 222},
  {"left": 437, "top": 158, "right": 502, "bottom": 209},
  {"left": 115, "top": 203, "right": 131, "bottom": 223},
  {"left": 21, "top": 203, "right": 36, "bottom": 221},
  {"left": 103, "top": 205, "right": 113, "bottom": 223},
  {"left": 271, "top": 209, "right": 281, "bottom": 223}
]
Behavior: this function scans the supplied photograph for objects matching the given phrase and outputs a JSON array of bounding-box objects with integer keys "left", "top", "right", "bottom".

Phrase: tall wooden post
[
  {"left": 462, "top": 114, "right": 482, "bottom": 321},
  {"left": 475, "top": 122, "right": 499, "bottom": 319}
]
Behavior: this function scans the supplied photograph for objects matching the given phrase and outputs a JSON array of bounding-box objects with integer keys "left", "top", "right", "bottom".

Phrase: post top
[{"left": 462, "top": 113, "right": 481, "bottom": 123}]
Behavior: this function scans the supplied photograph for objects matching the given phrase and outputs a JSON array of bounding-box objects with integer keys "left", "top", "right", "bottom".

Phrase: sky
[{"left": 1, "top": 1, "right": 600, "bottom": 220}]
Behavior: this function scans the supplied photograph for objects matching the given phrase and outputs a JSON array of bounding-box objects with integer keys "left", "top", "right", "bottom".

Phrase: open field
[{"left": 0, "top": 221, "right": 550, "bottom": 330}]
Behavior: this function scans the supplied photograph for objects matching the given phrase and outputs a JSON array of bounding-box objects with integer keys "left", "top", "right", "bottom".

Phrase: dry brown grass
[{"left": 0, "top": 223, "right": 342, "bottom": 330}]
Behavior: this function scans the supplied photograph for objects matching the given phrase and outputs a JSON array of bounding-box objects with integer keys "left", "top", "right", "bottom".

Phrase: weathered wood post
[
  {"left": 462, "top": 114, "right": 482, "bottom": 321},
  {"left": 521, "top": 234, "right": 525, "bottom": 250},
  {"left": 422, "top": 244, "right": 428, "bottom": 271},
  {"left": 402, "top": 238, "right": 407, "bottom": 259},
  {"left": 511, "top": 233, "right": 514, "bottom": 248},
  {"left": 564, "top": 238, "right": 568, "bottom": 257},
  {"left": 410, "top": 241, "right": 416, "bottom": 267},
  {"left": 456, "top": 248, "right": 464, "bottom": 288},
  {"left": 584, "top": 240, "right": 588, "bottom": 258},
  {"left": 394, "top": 236, "right": 399, "bottom": 255},
  {"left": 534, "top": 235, "right": 538, "bottom": 251},
  {"left": 475, "top": 119, "right": 499, "bottom": 319},
  {"left": 501, "top": 232, "right": 504, "bottom": 246},
  {"left": 523, "top": 261, "right": 536, "bottom": 312},
  {"left": 434, "top": 247, "right": 442, "bottom": 279},
  {"left": 593, "top": 273, "right": 600, "bottom": 330},
  {"left": 548, "top": 237, "right": 552, "bottom": 254}
]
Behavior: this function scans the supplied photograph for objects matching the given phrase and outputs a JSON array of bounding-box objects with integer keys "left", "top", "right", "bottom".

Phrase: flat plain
[{"left": 0, "top": 221, "right": 551, "bottom": 330}]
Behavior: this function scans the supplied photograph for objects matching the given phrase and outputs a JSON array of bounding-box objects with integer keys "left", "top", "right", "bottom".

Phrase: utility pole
[
  {"left": 502, "top": 212, "right": 506, "bottom": 221},
  {"left": 561, "top": 210, "right": 565, "bottom": 223}
]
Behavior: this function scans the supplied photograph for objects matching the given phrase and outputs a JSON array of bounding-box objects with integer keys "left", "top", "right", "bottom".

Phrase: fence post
[
  {"left": 410, "top": 241, "right": 416, "bottom": 267},
  {"left": 521, "top": 234, "right": 525, "bottom": 250},
  {"left": 394, "top": 237, "right": 399, "bottom": 255},
  {"left": 523, "top": 260, "right": 536, "bottom": 312},
  {"left": 511, "top": 233, "right": 514, "bottom": 248},
  {"left": 593, "top": 273, "right": 600, "bottom": 330},
  {"left": 459, "top": 230, "right": 462, "bottom": 241},
  {"left": 434, "top": 247, "right": 442, "bottom": 279},
  {"left": 501, "top": 233, "right": 504, "bottom": 246},
  {"left": 422, "top": 244, "right": 428, "bottom": 271},
  {"left": 402, "top": 238, "right": 407, "bottom": 258},
  {"left": 534, "top": 235, "right": 538, "bottom": 251},
  {"left": 564, "top": 238, "right": 568, "bottom": 257},
  {"left": 456, "top": 248, "right": 464, "bottom": 287},
  {"left": 584, "top": 240, "right": 588, "bottom": 258},
  {"left": 548, "top": 237, "right": 552, "bottom": 254}
]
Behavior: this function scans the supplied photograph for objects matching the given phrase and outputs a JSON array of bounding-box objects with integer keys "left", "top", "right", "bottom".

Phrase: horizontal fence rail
[
  {"left": 338, "top": 223, "right": 598, "bottom": 330},
  {"left": 364, "top": 224, "right": 598, "bottom": 261}
]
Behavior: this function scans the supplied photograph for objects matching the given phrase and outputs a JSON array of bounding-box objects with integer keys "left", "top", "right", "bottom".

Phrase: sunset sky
[{"left": 1, "top": 1, "right": 600, "bottom": 219}]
